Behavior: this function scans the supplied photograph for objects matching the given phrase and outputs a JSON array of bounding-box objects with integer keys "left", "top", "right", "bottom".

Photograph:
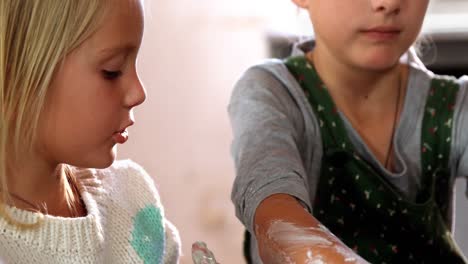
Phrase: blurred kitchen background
[{"left": 119, "top": 0, "right": 468, "bottom": 263}]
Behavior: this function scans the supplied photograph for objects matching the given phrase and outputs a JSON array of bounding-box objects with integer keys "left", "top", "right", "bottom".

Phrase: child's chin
[
  {"left": 361, "top": 59, "right": 401, "bottom": 72},
  {"left": 96, "top": 159, "right": 115, "bottom": 169},
  {"left": 90, "top": 150, "right": 117, "bottom": 169},
  {"left": 361, "top": 54, "right": 402, "bottom": 71}
]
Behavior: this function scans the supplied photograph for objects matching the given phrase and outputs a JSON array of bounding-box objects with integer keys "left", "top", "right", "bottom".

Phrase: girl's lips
[
  {"left": 113, "top": 129, "right": 128, "bottom": 144},
  {"left": 361, "top": 30, "right": 401, "bottom": 41},
  {"left": 361, "top": 26, "right": 401, "bottom": 41},
  {"left": 113, "top": 120, "right": 134, "bottom": 144}
]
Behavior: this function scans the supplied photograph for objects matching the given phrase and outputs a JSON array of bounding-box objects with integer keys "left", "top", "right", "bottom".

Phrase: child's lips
[
  {"left": 365, "top": 25, "right": 401, "bottom": 32},
  {"left": 361, "top": 26, "right": 402, "bottom": 41},
  {"left": 113, "top": 129, "right": 128, "bottom": 144},
  {"left": 113, "top": 120, "right": 134, "bottom": 144},
  {"left": 362, "top": 31, "right": 401, "bottom": 41}
]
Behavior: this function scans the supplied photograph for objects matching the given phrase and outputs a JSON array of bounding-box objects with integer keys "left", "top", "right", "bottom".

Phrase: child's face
[
  {"left": 37, "top": 0, "right": 145, "bottom": 168},
  {"left": 295, "top": 0, "right": 429, "bottom": 70}
]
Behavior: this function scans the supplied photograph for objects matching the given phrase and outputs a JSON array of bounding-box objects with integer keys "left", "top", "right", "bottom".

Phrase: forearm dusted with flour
[{"left": 254, "top": 194, "right": 369, "bottom": 264}]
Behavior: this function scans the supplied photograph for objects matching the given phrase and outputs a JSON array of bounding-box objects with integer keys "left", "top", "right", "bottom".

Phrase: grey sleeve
[
  {"left": 228, "top": 66, "right": 312, "bottom": 234},
  {"left": 453, "top": 77, "right": 468, "bottom": 198}
]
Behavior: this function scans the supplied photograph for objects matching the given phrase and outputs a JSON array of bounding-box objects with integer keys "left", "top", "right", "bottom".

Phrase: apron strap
[
  {"left": 419, "top": 77, "right": 459, "bottom": 215},
  {"left": 285, "top": 56, "right": 353, "bottom": 151}
]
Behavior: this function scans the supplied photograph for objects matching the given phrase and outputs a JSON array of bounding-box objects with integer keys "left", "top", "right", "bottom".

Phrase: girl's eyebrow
[{"left": 98, "top": 44, "right": 137, "bottom": 59}]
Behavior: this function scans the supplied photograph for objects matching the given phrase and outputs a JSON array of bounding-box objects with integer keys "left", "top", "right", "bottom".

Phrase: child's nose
[
  {"left": 124, "top": 75, "right": 146, "bottom": 109},
  {"left": 371, "top": 0, "right": 401, "bottom": 15}
]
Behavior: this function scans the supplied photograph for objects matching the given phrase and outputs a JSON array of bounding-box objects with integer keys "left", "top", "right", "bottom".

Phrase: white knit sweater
[{"left": 0, "top": 160, "right": 181, "bottom": 264}]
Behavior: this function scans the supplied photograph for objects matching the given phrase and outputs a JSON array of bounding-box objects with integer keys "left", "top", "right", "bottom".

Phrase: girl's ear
[{"left": 291, "top": 0, "right": 309, "bottom": 9}]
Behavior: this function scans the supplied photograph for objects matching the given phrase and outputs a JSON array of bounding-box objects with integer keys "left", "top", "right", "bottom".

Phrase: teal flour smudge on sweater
[{"left": 131, "top": 205, "right": 165, "bottom": 264}]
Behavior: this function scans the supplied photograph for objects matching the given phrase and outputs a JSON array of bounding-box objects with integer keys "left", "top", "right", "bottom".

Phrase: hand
[{"left": 192, "top": 241, "right": 219, "bottom": 264}]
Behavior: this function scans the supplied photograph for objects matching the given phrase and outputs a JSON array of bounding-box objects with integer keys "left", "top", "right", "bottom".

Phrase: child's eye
[{"left": 102, "top": 70, "right": 122, "bottom": 80}]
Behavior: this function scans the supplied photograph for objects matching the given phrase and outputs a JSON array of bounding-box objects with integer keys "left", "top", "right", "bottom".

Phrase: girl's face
[
  {"left": 294, "top": 0, "right": 429, "bottom": 71},
  {"left": 37, "top": 0, "right": 146, "bottom": 168}
]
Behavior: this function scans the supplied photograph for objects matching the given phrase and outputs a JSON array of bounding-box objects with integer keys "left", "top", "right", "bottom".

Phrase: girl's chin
[
  {"left": 98, "top": 157, "right": 116, "bottom": 169},
  {"left": 357, "top": 57, "right": 401, "bottom": 72},
  {"left": 357, "top": 51, "right": 403, "bottom": 71},
  {"left": 103, "top": 147, "right": 118, "bottom": 167},
  {"left": 85, "top": 148, "right": 117, "bottom": 169}
]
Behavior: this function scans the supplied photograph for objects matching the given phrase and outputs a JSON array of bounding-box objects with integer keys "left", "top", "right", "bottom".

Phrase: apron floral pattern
[{"left": 285, "top": 56, "right": 467, "bottom": 263}]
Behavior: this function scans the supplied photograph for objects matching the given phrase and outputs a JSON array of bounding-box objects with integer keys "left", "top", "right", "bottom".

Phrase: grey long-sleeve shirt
[{"left": 228, "top": 47, "right": 468, "bottom": 263}]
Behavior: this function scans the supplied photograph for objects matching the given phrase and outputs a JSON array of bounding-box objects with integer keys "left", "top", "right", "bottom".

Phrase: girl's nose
[
  {"left": 124, "top": 73, "right": 146, "bottom": 109},
  {"left": 370, "top": 0, "right": 402, "bottom": 15}
]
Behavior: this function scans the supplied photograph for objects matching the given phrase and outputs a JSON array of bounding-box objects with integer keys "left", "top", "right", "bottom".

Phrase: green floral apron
[{"left": 285, "top": 56, "right": 467, "bottom": 263}]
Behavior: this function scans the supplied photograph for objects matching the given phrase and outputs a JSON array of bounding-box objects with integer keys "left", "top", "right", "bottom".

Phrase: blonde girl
[{"left": 0, "top": 1, "right": 180, "bottom": 263}]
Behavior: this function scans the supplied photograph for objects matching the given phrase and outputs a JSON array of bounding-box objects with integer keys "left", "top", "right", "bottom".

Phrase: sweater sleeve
[
  {"left": 163, "top": 220, "right": 181, "bottom": 264},
  {"left": 228, "top": 66, "right": 312, "bottom": 234}
]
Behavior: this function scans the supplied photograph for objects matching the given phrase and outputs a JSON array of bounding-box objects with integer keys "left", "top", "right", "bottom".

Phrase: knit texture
[{"left": 0, "top": 160, "right": 181, "bottom": 264}]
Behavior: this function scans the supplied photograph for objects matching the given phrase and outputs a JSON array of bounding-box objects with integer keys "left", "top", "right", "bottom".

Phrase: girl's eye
[{"left": 102, "top": 70, "right": 122, "bottom": 80}]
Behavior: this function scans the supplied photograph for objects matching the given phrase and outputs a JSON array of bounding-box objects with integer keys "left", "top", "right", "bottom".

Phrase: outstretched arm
[{"left": 254, "top": 194, "right": 368, "bottom": 264}]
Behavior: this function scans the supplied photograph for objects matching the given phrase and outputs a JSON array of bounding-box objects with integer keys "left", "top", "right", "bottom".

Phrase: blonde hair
[{"left": 0, "top": 0, "right": 108, "bottom": 229}]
